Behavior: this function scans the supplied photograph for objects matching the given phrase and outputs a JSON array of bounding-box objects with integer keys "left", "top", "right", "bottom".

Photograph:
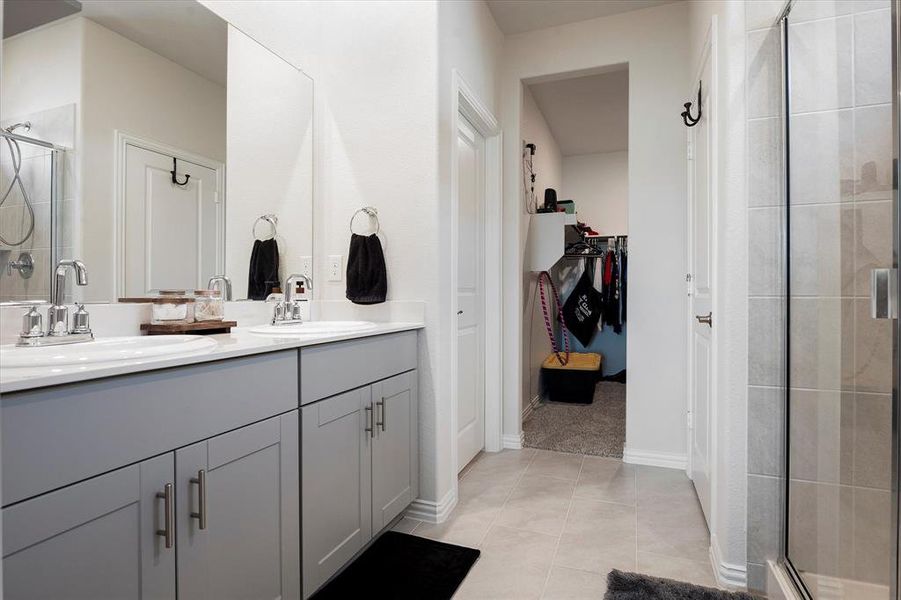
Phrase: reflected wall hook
[
  {"left": 170, "top": 157, "right": 191, "bottom": 186},
  {"left": 681, "top": 81, "right": 702, "bottom": 127}
]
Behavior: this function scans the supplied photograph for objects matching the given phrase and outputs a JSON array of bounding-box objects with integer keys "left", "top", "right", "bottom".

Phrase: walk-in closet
[{"left": 521, "top": 67, "right": 630, "bottom": 458}]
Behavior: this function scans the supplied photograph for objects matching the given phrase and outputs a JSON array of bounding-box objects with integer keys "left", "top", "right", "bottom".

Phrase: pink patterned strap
[{"left": 538, "top": 271, "right": 570, "bottom": 366}]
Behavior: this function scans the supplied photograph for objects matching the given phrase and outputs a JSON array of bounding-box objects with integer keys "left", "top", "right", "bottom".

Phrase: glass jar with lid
[
  {"left": 150, "top": 296, "right": 193, "bottom": 324},
  {"left": 194, "top": 289, "right": 224, "bottom": 322}
]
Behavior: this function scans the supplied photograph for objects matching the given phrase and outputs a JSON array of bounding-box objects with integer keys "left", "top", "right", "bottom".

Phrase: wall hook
[
  {"left": 681, "top": 81, "right": 702, "bottom": 127},
  {"left": 170, "top": 157, "right": 191, "bottom": 186}
]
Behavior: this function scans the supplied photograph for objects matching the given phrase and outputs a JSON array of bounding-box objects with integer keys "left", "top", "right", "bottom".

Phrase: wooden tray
[{"left": 140, "top": 320, "right": 237, "bottom": 336}]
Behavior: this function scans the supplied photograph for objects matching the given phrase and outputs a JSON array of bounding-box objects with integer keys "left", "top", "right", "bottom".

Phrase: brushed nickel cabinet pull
[
  {"left": 376, "top": 399, "right": 386, "bottom": 432},
  {"left": 365, "top": 404, "right": 375, "bottom": 437},
  {"left": 156, "top": 483, "right": 174, "bottom": 548},
  {"left": 190, "top": 469, "right": 207, "bottom": 530},
  {"left": 695, "top": 312, "right": 712, "bottom": 327}
]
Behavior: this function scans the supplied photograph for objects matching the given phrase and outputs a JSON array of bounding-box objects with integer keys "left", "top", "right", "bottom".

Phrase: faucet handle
[
  {"left": 20, "top": 306, "right": 43, "bottom": 338},
  {"left": 72, "top": 304, "right": 92, "bottom": 335}
]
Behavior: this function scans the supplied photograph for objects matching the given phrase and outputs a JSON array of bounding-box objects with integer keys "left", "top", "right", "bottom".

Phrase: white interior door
[
  {"left": 688, "top": 52, "right": 714, "bottom": 526},
  {"left": 123, "top": 145, "right": 222, "bottom": 296},
  {"left": 456, "top": 116, "right": 486, "bottom": 472}
]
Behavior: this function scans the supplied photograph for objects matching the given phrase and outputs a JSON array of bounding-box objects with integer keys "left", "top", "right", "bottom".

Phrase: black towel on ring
[
  {"left": 247, "top": 238, "right": 280, "bottom": 300},
  {"left": 346, "top": 233, "right": 387, "bottom": 304}
]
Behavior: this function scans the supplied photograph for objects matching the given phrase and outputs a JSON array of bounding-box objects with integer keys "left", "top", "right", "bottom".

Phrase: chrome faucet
[
  {"left": 207, "top": 275, "right": 232, "bottom": 300},
  {"left": 17, "top": 259, "right": 93, "bottom": 346},
  {"left": 272, "top": 274, "right": 312, "bottom": 325}
]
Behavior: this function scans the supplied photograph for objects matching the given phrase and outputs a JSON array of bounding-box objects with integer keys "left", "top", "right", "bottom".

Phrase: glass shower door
[{"left": 783, "top": 2, "right": 896, "bottom": 599}]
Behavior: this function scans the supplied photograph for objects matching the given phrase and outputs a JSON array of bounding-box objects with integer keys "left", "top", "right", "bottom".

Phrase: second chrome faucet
[{"left": 272, "top": 274, "right": 312, "bottom": 325}]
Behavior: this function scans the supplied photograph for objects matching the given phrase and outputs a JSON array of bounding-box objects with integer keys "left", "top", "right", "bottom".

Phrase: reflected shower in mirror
[{"left": 0, "top": 0, "right": 313, "bottom": 303}]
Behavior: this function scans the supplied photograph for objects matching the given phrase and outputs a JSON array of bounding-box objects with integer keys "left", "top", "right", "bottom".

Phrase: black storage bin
[{"left": 541, "top": 352, "right": 603, "bottom": 404}]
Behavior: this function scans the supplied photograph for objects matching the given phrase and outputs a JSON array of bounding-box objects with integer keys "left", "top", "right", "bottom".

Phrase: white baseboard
[
  {"left": 521, "top": 395, "right": 541, "bottom": 422},
  {"left": 502, "top": 432, "right": 524, "bottom": 450},
  {"left": 709, "top": 535, "right": 747, "bottom": 590},
  {"left": 405, "top": 487, "right": 457, "bottom": 524},
  {"left": 622, "top": 447, "right": 687, "bottom": 470}
]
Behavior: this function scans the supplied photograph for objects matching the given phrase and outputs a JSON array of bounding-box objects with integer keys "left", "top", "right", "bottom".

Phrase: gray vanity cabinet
[
  {"left": 301, "top": 369, "right": 418, "bottom": 599},
  {"left": 301, "top": 387, "right": 373, "bottom": 598},
  {"left": 371, "top": 371, "right": 418, "bottom": 531},
  {"left": 176, "top": 412, "right": 300, "bottom": 600},
  {"left": 3, "top": 454, "right": 176, "bottom": 600}
]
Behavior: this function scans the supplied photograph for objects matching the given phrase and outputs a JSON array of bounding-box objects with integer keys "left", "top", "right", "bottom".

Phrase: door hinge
[{"left": 687, "top": 410, "right": 692, "bottom": 430}]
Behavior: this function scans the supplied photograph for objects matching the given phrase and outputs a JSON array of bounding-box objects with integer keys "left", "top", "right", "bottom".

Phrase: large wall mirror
[{"left": 0, "top": 0, "right": 313, "bottom": 303}]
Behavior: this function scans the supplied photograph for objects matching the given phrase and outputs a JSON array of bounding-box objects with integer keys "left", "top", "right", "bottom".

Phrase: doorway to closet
[{"left": 521, "top": 66, "right": 629, "bottom": 459}]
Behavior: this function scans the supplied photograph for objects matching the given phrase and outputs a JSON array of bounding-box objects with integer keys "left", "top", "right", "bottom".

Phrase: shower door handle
[{"left": 870, "top": 268, "right": 897, "bottom": 319}]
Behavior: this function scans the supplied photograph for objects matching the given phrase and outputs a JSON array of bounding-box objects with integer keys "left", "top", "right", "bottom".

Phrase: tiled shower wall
[
  {"left": 746, "top": 1, "right": 786, "bottom": 592},
  {"left": 0, "top": 145, "right": 53, "bottom": 302},
  {"left": 746, "top": 0, "right": 894, "bottom": 594},
  {"left": 0, "top": 104, "right": 76, "bottom": 303}
]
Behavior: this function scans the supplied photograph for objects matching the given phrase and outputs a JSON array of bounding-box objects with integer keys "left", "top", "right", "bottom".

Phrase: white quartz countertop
[{"left": 0, "top": 322, "right": 423, "bottom": 394}]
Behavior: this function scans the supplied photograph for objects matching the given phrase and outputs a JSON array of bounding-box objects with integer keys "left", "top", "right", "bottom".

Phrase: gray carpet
[
  {"left": 605, "top": 570, "right": 757, "bottom": 599},
  {"left": 523, "top": 381, "right": 625, "bottom": 458}
]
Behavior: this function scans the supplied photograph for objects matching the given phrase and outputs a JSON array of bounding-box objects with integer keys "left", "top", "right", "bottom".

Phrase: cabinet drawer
[
  {"left": 300, "top": 331, "right": 417, "bottom": 405},
  {"left": 2, "top": 351, "right": 297, "bottom": 506}
]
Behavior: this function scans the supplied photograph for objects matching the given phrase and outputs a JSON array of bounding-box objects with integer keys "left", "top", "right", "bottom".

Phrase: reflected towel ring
[
  {"left": 253, "top": 214, "right": 278, "bottom": 240},
  {"left": 350, "top": 207, "right": 380, "bottom": 236}
]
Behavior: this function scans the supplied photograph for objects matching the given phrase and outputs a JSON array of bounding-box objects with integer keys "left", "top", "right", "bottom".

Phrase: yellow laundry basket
[{"left": 541, "top": 352, "right": 603, "bottom": 404}]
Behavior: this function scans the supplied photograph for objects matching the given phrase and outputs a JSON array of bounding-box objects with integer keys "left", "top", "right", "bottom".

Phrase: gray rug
[
  {"left": 523, "top": 381, "right": 625, "bottom": 457},
  {"left": 605, "top": 570, "right": 757, "bottom": 599}
]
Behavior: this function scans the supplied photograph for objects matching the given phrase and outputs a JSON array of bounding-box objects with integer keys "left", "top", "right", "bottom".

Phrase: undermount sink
[
  {"left": 248, "top": 321, "right": 378, "bottom": 336},
  {"left": 0, "top": 335, "right": 218, "bottom": 370}
]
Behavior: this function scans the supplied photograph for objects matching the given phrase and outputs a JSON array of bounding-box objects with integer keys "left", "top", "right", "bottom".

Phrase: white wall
[
  {"left": 561, "top": 151, "right": 628, "bottom": 235},
  {"left": 80, "top": 17, "right": 226, "bottom": 301},
  {"left": 436, "top": 0, "right": 504, "bottom": 482},
  {"left": 502, "top": 2, "right": 691, "bottom": 459},
  {"left": 520, "top": 84, "right": 562, "bottom": 407},
  {"left": 688, "top": 0, "right": 749, "bottom": 587},
  {"left": 0, "top": 17, "right": 81, "bottom": 120},
  {"left": 201, "top": 0, "right": 475, "bottom": 514},
  {"left": 226, "top": 25, "right": 313, "bottom": 300}
]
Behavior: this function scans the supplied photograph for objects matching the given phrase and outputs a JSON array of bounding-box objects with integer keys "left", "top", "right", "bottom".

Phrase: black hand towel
[
  {"left": 247, "top": 238, "right": 280, "bottom": 300},
  {"left": 346, "top": 233, "right": 387, "bottom": 304}
]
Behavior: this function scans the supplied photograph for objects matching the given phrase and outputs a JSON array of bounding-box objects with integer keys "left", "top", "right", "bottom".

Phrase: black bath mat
[
  {"left": 311, "top": 531, "right": 480, "bottom": 600},
  {"left": 605, "top": 569, "right": 757, "bottom": 599}
]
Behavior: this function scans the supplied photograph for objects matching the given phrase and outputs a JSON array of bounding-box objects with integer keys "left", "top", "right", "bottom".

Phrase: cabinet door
[
  {"left": 372, "top": 371, "right": 418, "bottom": 531},
  {"left": 177, "top": 413, "right": 299, "bottom": 600},
  {"left": 3, "top": 454, "right": 175, "bottom": 600},
  {"left": 301, "top": 387, "right": 372, "bottom": 598}
]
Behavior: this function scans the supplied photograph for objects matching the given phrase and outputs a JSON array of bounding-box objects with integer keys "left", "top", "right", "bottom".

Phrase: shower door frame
[
  {"left": 892, "top": 4, "right": 901, "bottom": 600},
  {"left": 778, "top": 2, "right": 901, "bottom": 599},
  {"left": 0, "top": 129, "right": 65, "bottom": 305}
]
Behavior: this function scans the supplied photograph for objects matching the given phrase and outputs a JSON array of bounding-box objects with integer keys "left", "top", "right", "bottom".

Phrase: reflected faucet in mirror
[
  {"left": 208, "top": 275, "right": 233, "bottom": 301},
  {"left": 272, "top": 274, "right": 312, "bottom": 326},
  {"left": 17, "top": 260, "right": 93, "bottom": 347}
]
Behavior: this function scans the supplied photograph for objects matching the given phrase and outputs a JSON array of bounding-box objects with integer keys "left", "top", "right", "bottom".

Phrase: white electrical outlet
[
  {"left": 327, "top": 255, "right": 343, "bottom": 281},
  {"left": 301, "top": 256, "right": 313, "bottom": 278}
]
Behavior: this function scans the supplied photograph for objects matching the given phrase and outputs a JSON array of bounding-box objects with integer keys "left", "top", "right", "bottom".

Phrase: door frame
[
  {"left": 450, "top": 70, "right": 503, "bottom": 478},
  {"left": 685, "top": 15, "right": 718, "bottom": 524},
  {"left": 113, "top": 130, "right": 226, "bottom": 300}
]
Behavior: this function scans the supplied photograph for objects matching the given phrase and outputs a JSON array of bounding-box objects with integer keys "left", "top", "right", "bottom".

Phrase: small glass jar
[
  {"left": 193, "top": 289, "right": 224, "bottom": 322},
  {"left": 150, "top": 297, "right": 193, "bottom": 324}
]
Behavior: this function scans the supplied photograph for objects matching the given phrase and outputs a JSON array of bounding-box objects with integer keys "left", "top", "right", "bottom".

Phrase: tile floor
[{"left": 394, "top": 448, "right": 717, "bottom": 599}]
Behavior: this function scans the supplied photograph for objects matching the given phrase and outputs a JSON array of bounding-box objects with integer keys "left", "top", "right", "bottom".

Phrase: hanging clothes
[{"left": 620, "top": 245, "right": 627, "bottom": 324}]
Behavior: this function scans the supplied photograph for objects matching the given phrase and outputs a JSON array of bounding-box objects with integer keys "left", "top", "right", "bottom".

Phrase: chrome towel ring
[
  {"left": 253, "top": 214, "right": 278, "bottom": 240},
  {"left": 350, "top": 207, "right": 380, "bottom": 236}
]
